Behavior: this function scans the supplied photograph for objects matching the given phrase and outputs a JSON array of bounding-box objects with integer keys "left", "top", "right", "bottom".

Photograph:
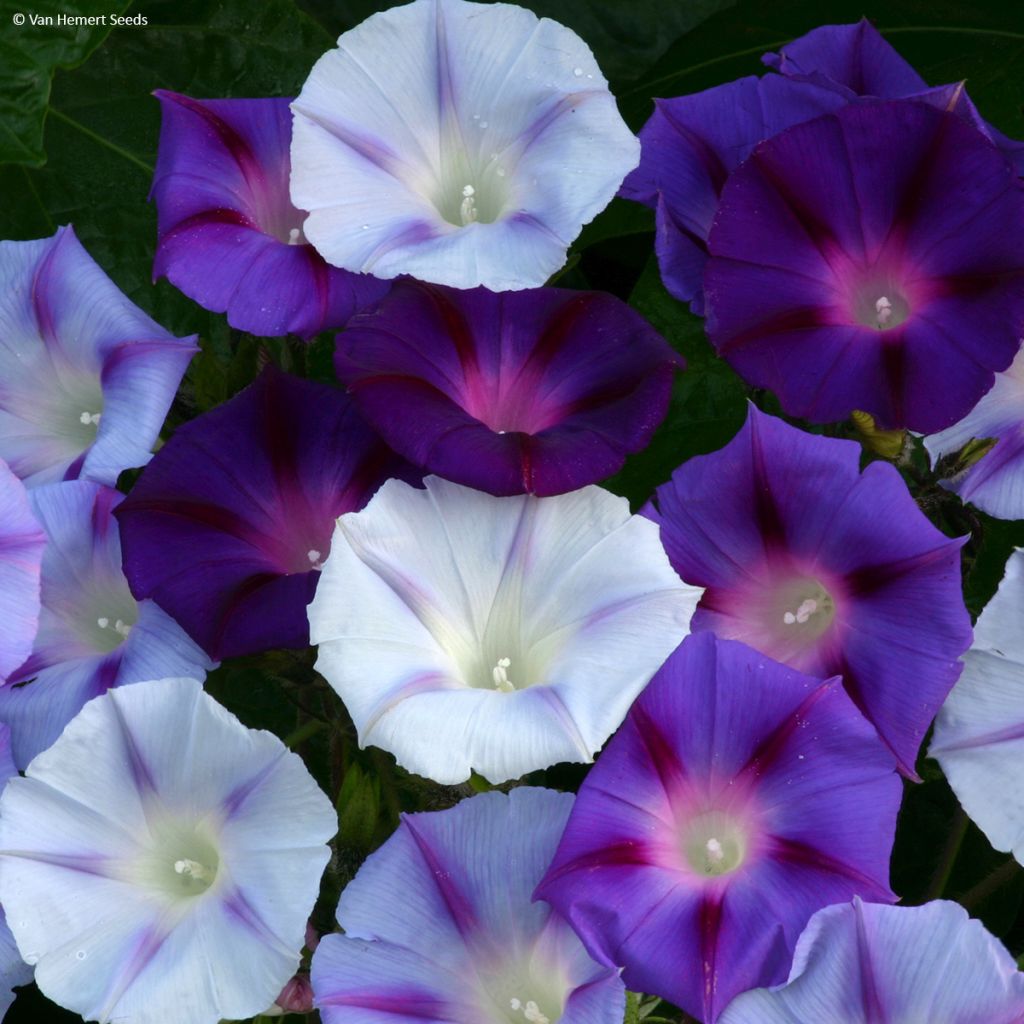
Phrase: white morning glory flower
[
  {"left": 0, "top": 724, "right": 32, "bottom": 1020},
  {"left": 308, "top": 475, "right": 701, "bottom": 784},
  {"left": 0, "top": 678, "right": 336, "bottom": 1024},
  {"left": 931, "top": 549, "right": 1024, "bottom": 862},
  {"left": 290, "top": 0, "right": 640, "bottom": 290}
]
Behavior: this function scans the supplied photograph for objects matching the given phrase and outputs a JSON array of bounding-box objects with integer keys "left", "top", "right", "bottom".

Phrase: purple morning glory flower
[
  {"left": 763, "top": 20, "right": 1024, "bottom": 173},
  {"left": 0, "top": 227, "right": 197, "bottom": 487},
  {"left": 535, "top": 632, "right": 900, "bottom": 1023},
  {"left": 925, "top": 347, "right": 1024, "bottom": 520},
  {"left": 644, "top": 404, "right": 972, "bottom": 775},
  {"left": 0, "top": 481, "right": 212, "bottom": 768},
  {"left": 0, "top": 724, "right": 32, "bottom": 1020},
  {"left": 152, "top": 91, "right": 388, "bottom": 339},
  {"left": 0, "top": 677, "right": 336, "bottom": 1024},
  {"left": 312, "top": 788, "right": 625, "bottom": 1024},
  {"left": 619, "top": 75, "right": 847, "bottom": 313},
  {"left": 116, "top": 366, "right": 414, "bottom": 660},
  {"left": 704, "top": 100, "right": 1024, "bottom": 432},
  {"left": 719, "top": 898, "right": 1024, "bottom": 1023},
  {"left": 0, "top": 460, "right": 43, "bottom": 683},
  {"left": 290, "top": 0, "right": 640, "bottom": 290},
  {"left": 335, "top": 281, "right": 681, "bottom": 496}
]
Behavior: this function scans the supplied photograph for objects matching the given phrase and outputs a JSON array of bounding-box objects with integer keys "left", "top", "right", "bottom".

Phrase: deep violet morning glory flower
[
  {"left": 0, "top": 227, "right": 197, "bottom": 488},
  {"left": 718, "top": 898, "right": 1024, "bottom": 1024},
  {"left": 0, "top": 677, "right": 336, "bottom": 1024},
  {"left": 924, "top": 348, "right": 1024, "bottom": 521},
  {"left": 152, "top": 91, "right": 388, "bottom": 339},
  {"left": 644, "top": 404, "right": 972, "bottom": 775},
  {"left": 0, "top": 460, "right": 43, "bottom": 683},
  {"left": 334, "top": 281, "right": 682, "bottom": 496},
  {"left": 535, "top": 632, "right": 900, "bottom": 1024},
  {"left": 930, "top": 550, "right": 1024, "bottom": 862},
  {"left": 289, "top": 0, "right": 640, "bottom": 291},
  {"left": 309, "top": 475, "right": 701, "bottom": 784},
  {"left": 312, "top": 788, "right": 625, "bottom": 1024},
  {"left": 0, "top": 724, "right": 32, "bottom": 1020},
  {"left": 763, "top": 20, "right": 1024, "bottom": 173},
  {"left": 116, "top": 365, "right": 415, "bottom": 661},
  {"left": 0, "top": 481, "right": 212, "bottom": 769},
  {"left": 703, "top": 100, "right": 1024, "bottom": 432}
]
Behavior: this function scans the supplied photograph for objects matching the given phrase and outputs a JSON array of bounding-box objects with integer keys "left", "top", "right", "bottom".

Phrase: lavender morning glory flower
[
  {"left": 645, "top": 404, "right": 972, "bottom": 775},
  {"left": 0, "top": 724, "right": 32, "bottom": 1020},
  {"left": 0, "top": 481, "right": 212, "bottom": 768},
  {"left": 718, "top": 898, "right": 1024, "bottom": 1023},
  {"left": 763, "top": 20, "right": 1024, "bottom": 173},
  {"left": 309, "top": 475, "right": 701, "bottom": 784},
  {"left": 0, "top": 227, "right": 197, "bottom": 487},
  {"left": 0, "top": 677, "right": 336, "bottom": 1024},
  {"left": 0, "top": 460, "right": 43, "bottom": 683},
  {"left": 290, "top": 0, "right": 640, "bottom": 291},
  {"left": 535, "top": 632, "right": 900, "bottom": 1023},
  {"left": 925, "top": 348, "right": 1024, "bottom": 521},
  {"left": 703, "top": 101, "right": 1024, "bottom": 432},
  {"left": 930, "top": 550, "right": 1024, "bottom": 861},
  {"left": 335, "top": 281, "right": 681, "bottom": 495},
  {"left": 152, "top": 91, "right": 388, "bottom": 339},
  {"left": 116, "top": 365, "right": 414, "bottom": 660},
  {"left": 312, "top": 788, "right": 625, "bottom": 1024}
]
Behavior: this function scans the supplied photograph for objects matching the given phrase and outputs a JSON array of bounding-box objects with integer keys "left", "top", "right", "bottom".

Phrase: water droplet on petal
[
  {"left": 573, "top": 67, "right": 583, "bottom": 77},
  {"left": 76, "top": 950, "right": 87, "bottom": 960}
]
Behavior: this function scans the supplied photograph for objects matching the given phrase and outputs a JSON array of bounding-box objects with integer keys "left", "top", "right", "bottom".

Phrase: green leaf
[{"left": 0, "top": 0, "right": 130, "bottom": 166}]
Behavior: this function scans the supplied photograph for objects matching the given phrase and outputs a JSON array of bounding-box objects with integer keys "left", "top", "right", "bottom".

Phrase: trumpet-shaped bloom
[
  {"left": 704, "top": 101, "right": 1024, "bottom": 432},
  {"left": 930, "top": 550, "right": 1024, "bottom": 862},
  {"left": 763, "top": 20, "right": 1024, "bottom": 173},
  {"left": 0, "top": 460, "right": 43, "bottom": 682},
  {"left": 0, "top": 724, "right": 32, "bottom": 1020},
  {"left": 0, "top": 677, "right": 336, "bottom": 1024},
  {"left": 0, "top": 481, "right": 212, "bottom": 768},
  {"left": 335, "top": 281, "right": 681, "bottom": 495},
  {"left": 309, "top": 475, "right": 701, "bottom": 784},
  {"left": 645, "top": 405, "right": 972, "bottom": 775},
  {"left": 312, "top": 788, "right": 625, "bottom": 1024},
  {"left": 718, "top": 898, "right": 1024, "bottom": 1024},
  {"left": 152, "top": 91, "right": 388, "bottom": 339},
  {"left": 0, "top": 228, "right": 197, "bottom": 487},
  {"left": 924, "top": 347, "right": 1024, "bottom": 520},
  {"left": 290, "top": 0, "right": 640, "bottom": 291},
  {"left": 535, "top": 633, "right": 900, "bottom": 1023},
  {"left": 116, "top": 366, "right": 414, "bottom": 660}
]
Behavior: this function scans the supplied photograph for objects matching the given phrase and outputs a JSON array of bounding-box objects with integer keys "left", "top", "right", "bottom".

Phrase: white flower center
[
  {"left": 682, "top": 811, "right": 748, "bottom": 878},
  {"left": 460, "top": 184, "right": 478, "bottom": 226},
  {"left": 874, "top": 295, "right": 893, "bottom": 328},
  {"left": 78, "top": 411, "right": 102, "bottom": 427},
  {"left": 492, "top": 657, "right": 514, "bottom": 692},
  {"left": 97, "top": 616, "right": 132, "bottom": 639},
  {"left": 174, "top": 857, "right": 215, "bottom": 884},
  {"left": 510, "top": 998, "right": 550, "bottom": 1024},
  {"left": 782, "top": 598, "right": 819, "bottom": 626}
]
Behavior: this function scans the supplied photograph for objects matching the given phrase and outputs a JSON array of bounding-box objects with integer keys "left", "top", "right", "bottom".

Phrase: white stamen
[
  {"left": 98, "top": 616, "right": 131, "bottom": 639},
  {"left": 114, "top": 619, "right": 131, "bottom": 638},
  {"left": 492, "top": 656, "right": 514, "bottom": 692},
  {"left": 97, "top": 617, "right": 109, "bottom": 629},
  {"left": 287, "top": 227, "right": 302, "bottom": 245},
  {"left": 875, "top": 296, "right": 893, "bottom": 328},
  {"left": 705, "top": 838, "right": 725, "bottom": 869},
  {"left": 307, "top": 549, "right": 323, "bottom": 570},
  {"left": 783, "top": 598, "right": 819, "bottom": 626},
  {"left": 79, "top": 412, "right": 101, "bottom": 426},
  {"left": 783, "top": 612, "right": 796, "bottom": 625},
  {"left": 174, "top": 858, "right": 213, "bottom": 883},
  {"left": 510, "top": 998, "right": 549, "bottom": 1024},
  {"left": 459, "top": 184, "right": 478, "bottom": 226}
]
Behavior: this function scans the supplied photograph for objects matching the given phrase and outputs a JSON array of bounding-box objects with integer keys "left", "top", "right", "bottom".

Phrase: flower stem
[
  {"left": 283, "top": 718, "right": 327, "bottom": 750},
  {"left": 925, "top": 805, "right": 969, "bottom": 900}
]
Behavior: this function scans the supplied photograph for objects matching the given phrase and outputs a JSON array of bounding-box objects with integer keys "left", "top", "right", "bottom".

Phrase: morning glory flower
[
  {"left": 290, "top": 0, "right": 640, "bottom": 291},
  {"left": 924, "top": 348, "right": 1024, "bottom": 521},
  {"left": 930, "top": 550, "right": 1024, "bottom": 861},
  {"left": 335, "top": 280, "right": 681, "bottom": 495},
  {"left": 0, "top": 724, "right": 32, "bottom": 1020},
  {"left": 152, "top": 91, "right": 388, "bottom": 339},
  {"left": 0, "top": 227, "right": 197, "bottom": 487},
  {"left": 645, "top": 404, "right": 972, "bottom": 775},
  {"left": 535, "top": 633, "right": 900, "bottom": 1023},
  {"left": 763, "top": 20, "right": 1024, "bottom": 173},
  {"left": 0, "top": 481, "right": 212, "bottom": 768},
  {"left": 718, "top": 898, "right": 1024, "bottom": 1023},
  {"left": 309, "top": 474, "right": 701, "bottom": 784},
  {"left": 0, "top": 459, "right": 43, "bottom": 682},
  {"left": 703, "top": 100, "right": 1024, "bottom": 432},
  {"left": 116, "top": 365, "right": 414, "bottom": 660},
  {"left": 0, "top": 677, "right": 336, "bottom": 1024},
  {"left": 312, "top": 788, "right": 625, "bottom": 1024}
]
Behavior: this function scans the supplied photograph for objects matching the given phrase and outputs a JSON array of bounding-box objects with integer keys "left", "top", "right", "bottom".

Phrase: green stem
[
  {"left": 283, "top": 718, "right": 327, "bottom": 750},
  {"left": 959, "top": 858, "right": 1022, "bottom": 912},
  {"left": 925, "top": 805, "right": 969, "bottom": 900}
]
